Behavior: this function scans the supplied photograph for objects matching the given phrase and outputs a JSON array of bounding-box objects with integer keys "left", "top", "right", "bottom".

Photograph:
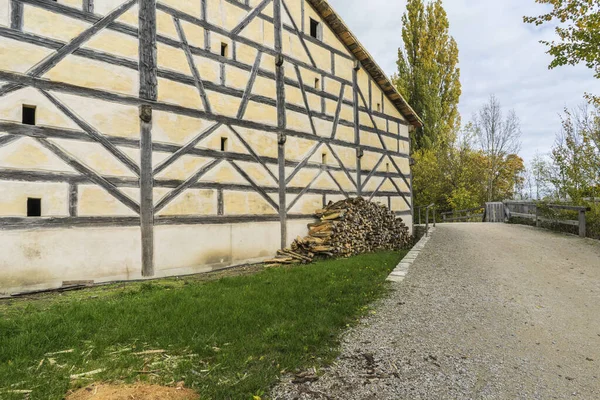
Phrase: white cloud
[{"left": 326, "top": 0, "right": 600, "bottom": 162}]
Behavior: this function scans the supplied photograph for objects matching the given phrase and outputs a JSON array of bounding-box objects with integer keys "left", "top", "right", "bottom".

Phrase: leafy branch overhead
[{"left": 524, "top": 0, "right": 600, "bottom": 101}]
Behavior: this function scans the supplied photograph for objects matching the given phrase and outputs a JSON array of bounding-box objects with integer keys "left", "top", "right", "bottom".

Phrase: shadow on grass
[{"left": 0, "top": 251, "right": 405, "bottom": 400}]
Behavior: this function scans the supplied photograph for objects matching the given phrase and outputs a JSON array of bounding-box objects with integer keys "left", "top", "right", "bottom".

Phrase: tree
[
  {"left": 524, "top": 0, "right": 600, "bottom": 104},
  {"left": 550, "top": 104, "right": 600, "bottom": 200},
  {"left": 530, "top": 152, "right": 555, "bottom": 199},
  {"left": 393, "top": 0, "right": 462, "bottom": 150},
  {"left": 472, "top": 95, "right": 523, "bottom": 202}
]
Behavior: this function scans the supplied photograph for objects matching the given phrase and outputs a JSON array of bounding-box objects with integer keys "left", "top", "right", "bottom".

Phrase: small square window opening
[
  {"left": 220, "top": 137, "right": 228, "bottom": 152},
  {"left": 22, "top": 105, "right": 36, "bottom": 125},
  {"left": 321, "top": 153, "right": 327, "bottom": 165},
  {"left": 310, "top": 18, "right": 321, "bottom": 40},
  {"left": 315, "top": 78, "right": 320, "bottom": 90},
  {"left": 27, "top": 198, "right": 41, "bottom": 217},
  {"left": 220, "top": 42, "right": 228, "bottom": 57},
  {"left": 376, "top": 103, "right": 381, "bottom": 113}
]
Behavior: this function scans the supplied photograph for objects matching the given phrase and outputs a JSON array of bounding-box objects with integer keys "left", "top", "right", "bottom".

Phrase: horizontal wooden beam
[
  {"left": 0, "top": 122, "right": 411, "bottom": 178},
  {"left": 0, "top": 168, "right": 410, "bottom": 198},
  {"left": 0, "top": 71, "right": 410, "bottom": 159}
]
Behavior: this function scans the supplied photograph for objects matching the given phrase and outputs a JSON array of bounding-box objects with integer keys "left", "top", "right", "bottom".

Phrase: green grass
[{"left": 0, "top": 251, "right": 405, "bottom": 399}]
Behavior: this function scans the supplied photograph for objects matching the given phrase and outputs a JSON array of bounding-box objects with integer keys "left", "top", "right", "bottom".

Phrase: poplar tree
[{"left": 393, "top": 0, "right": 462, "bottom": 150}]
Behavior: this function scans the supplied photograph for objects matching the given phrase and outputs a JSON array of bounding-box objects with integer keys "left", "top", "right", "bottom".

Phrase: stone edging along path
[{"left": 387, "top": 227, "right": 435, "bottom": 283}]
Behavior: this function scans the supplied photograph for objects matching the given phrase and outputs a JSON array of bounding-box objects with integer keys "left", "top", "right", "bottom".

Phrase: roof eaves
[{"left": 306, "top": 0, "right": 424, "bottom": 128}]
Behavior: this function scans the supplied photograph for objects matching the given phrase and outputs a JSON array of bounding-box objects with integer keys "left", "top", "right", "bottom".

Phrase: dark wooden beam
[{"left": 139, "top": 0, "right": 157, "bottom": 277}]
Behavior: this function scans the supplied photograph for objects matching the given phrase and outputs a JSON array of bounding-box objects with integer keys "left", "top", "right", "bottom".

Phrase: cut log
[{"left": 268, "top": 197, "right": 411, "bottom": 265}]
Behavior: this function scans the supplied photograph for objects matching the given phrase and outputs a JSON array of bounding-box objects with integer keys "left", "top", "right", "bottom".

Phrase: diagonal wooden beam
[
  {"left": 37, "top": 137, "right": 140, "bottom": 214},
  {"left": 0, "top": 0, "right": 138, "bottom": 98},
  {"left": 173, "top": 16, "right": 212, "bottom": 114},
  {"left": 325, "top": 142, "right": 357, "bottom": 189},
  {"left": 361, "top": 154, "right": 386, "bottom": 191},
  {"left": 231, "top": 0, "right": 272, "bottom": 36},
  {"left": 387, "top": 154, "right": 412, "bottom": 190},
  {"left": 236, "top": 51, "right": 262, "bottom": 119},
  {"left": 281, "top": 0, "right": 316, "bottom": 68},
  {"left": 153, "top": 122, "right": 222, "bottom": 176},
  {"left": 357, "top": 86, "right": 388, "bottom": 151},
  {"left": 285, "top": 141, "right": 321, "bottom": 185},
  {"left": 154, "top": 158, "right": 222, "bottom": 213},
  {"left": 368, "top": 176, "right": 388, "bottom": 202},
  {"left": 41, "top": 90, "right": 141, "bottom": 177},
  {"left": 387, "top": 174, "right": 412, "bottom": 209},
  {"left": 326, "top": 168, "right": 349, "bottom": 199},
  {"left": 229, "top": 160, "right": 279, "bottom": 211},
  {"left": 294, "top": 64, "right": 317, "bottom": 136},
  {"left": 330, "top": 83, "right": 345, "bottom": 139},
  {"left": 287, "top": 169, "right": 323, "bottom": 212},
  {"left": 228, "top": 124, "right": 278, "bottom": 184},
  {"left": 0, "top": 134, "right": 19, "bottom": 148}
]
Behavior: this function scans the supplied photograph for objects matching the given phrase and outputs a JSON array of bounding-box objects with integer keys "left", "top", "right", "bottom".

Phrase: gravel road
[{"left": 272, "top": 223, "right": 600, "bottom": 400}]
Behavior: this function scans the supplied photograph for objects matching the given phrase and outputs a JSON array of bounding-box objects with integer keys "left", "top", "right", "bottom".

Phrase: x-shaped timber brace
[{"left": 0, "top": 0, "right": 414, "bottom": 277}]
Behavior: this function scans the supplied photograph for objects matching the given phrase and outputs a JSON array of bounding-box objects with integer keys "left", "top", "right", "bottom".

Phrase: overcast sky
[{"left": 327, "top": 0, "right": 600, "bottom": 163}]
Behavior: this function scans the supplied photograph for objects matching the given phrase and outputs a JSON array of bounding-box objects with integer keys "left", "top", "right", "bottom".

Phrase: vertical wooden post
[
  {"left": 83, "top": 0, "right": 94, "bottom": 13},
  {"left": 433, "top": 206, "right": 436, "bottom": 227},
  {"left": 425, "top": 207, "right": 430, "bottom": 237},
  {"left": 274, "top": 0, "right": 287, "bottom": 249},
  {"left": 579, "top": 209, "right": 586, "bottom": 238},
  {"left": 10, "top": 0, "right": 23, "bottom": 30},
  {"left": 353, "top": 61, "right": 361, "bottom": 196},
  {"left": 68, "top": 183, "right": 78, "bottom": 217},
  {"left": 535, "top": 205, "right": 540, "bottom": 228},
  {"left": 139, "top": 0, "right": 157, "bottom": 277}
]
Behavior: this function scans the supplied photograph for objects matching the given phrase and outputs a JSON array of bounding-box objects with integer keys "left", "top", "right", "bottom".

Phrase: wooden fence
[
  {"left": 440, "top": 207, "right": 485, "bottom": 223},
  {"left": 504, "top": 201, "right": 591, "bottom": 238}
]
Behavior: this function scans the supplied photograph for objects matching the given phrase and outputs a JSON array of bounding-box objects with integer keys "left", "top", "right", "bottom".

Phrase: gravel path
[{"left": 272, "top": 224, "right": 600, "bottom": 400}]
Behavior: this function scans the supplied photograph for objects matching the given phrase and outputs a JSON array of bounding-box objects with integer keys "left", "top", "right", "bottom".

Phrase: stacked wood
[{"left": 266, "top": 197, "right": 411, "bottom": 266}]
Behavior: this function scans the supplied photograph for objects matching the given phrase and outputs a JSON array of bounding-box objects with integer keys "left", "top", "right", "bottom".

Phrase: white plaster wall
[
  {"left": 0, "top": 0, "right": 9, "bottom": 27},
  {"left": 0, "top": 226, "right": 142, "bottom": 294},
  {"left": 0, "top": 220, "right": 317, "bottom": 294},
  {"left": 95, "top": 0, "right": 128, "bottom": 16}
]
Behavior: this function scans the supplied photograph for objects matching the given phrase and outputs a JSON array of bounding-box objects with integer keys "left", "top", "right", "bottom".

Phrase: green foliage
[
  {"left": 412, "top": 127, "right": 524, "bottom": 212},
  {"left": 524, "top": 0, "right": 600, "bottom": 103},
  {"left": 551, "top": 106, "right": 600, "bottom": 201},
  {"left": 529, "top": 103, "right": 600, "bottom": 201},
  {"left": 393, "top": 0, "right": 462, "bottom": 150},
  {"left": 0, "top": 252, "right": 405, "bottom": 400}
]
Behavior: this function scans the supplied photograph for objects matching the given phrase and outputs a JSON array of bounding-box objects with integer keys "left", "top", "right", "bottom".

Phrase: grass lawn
[{"left": 0, "top": 251, "right": 405, "bottom": 399}]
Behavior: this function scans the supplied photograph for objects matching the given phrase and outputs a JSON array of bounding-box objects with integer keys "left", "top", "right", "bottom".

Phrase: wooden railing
[
  {"left": 440, "top": 207, "right": 485, "bottom": 223},
  {"left": 504, "top": 201, "right": 591, "bottom": 238}
]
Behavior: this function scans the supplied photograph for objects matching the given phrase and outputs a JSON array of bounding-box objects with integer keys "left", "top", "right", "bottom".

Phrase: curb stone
[{"left": 387, "top": 228, "right": 435, "bottom": 283}]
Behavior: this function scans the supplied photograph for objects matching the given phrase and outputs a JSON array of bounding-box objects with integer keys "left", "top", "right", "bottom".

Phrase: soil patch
[{"left": 67, "top": 384, "right": 200, "bottom": 400}]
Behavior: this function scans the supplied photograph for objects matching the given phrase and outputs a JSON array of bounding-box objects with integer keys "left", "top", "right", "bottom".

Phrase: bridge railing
[
  {"left": 440, "top": 207, "right": 485, "bottom": 223},
  {"left": 504, "top": 201, "right": 591, "bottom": 238}
]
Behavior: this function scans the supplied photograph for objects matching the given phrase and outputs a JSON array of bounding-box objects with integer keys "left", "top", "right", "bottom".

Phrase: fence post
[
  {"left": 433, "top": 206, "right": 436, "bottom": 227},
  {"left": 579, "top": 209, "right": 586, "bottom": 238},
  {"left": 419, "top": 207, "right": 422, "bottom": 225},
  {"left": 425, "top": 207, "right": 430, "bottom": 237},
  {"left": 535, "top": 205, "right": 540, "bottom": 228}
]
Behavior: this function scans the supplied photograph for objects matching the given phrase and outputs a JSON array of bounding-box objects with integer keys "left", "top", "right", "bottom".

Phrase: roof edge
[{"left": 306, "top": 0, "right": 423, "bottom": 128}]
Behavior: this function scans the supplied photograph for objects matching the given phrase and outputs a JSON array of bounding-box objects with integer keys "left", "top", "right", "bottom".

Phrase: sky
[{"left": 327, "top": 0, "right": 600, "bottom": 163}]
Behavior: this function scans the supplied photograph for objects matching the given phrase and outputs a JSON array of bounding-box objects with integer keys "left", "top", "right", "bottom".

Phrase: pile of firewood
[{"left": 266, "top": 197, "right": 411, "bottom": 266}]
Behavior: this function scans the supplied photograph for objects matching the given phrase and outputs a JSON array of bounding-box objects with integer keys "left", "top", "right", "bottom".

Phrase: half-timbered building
[{"left": 0, "top": 0, "right": 422, "bottom": 293}]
